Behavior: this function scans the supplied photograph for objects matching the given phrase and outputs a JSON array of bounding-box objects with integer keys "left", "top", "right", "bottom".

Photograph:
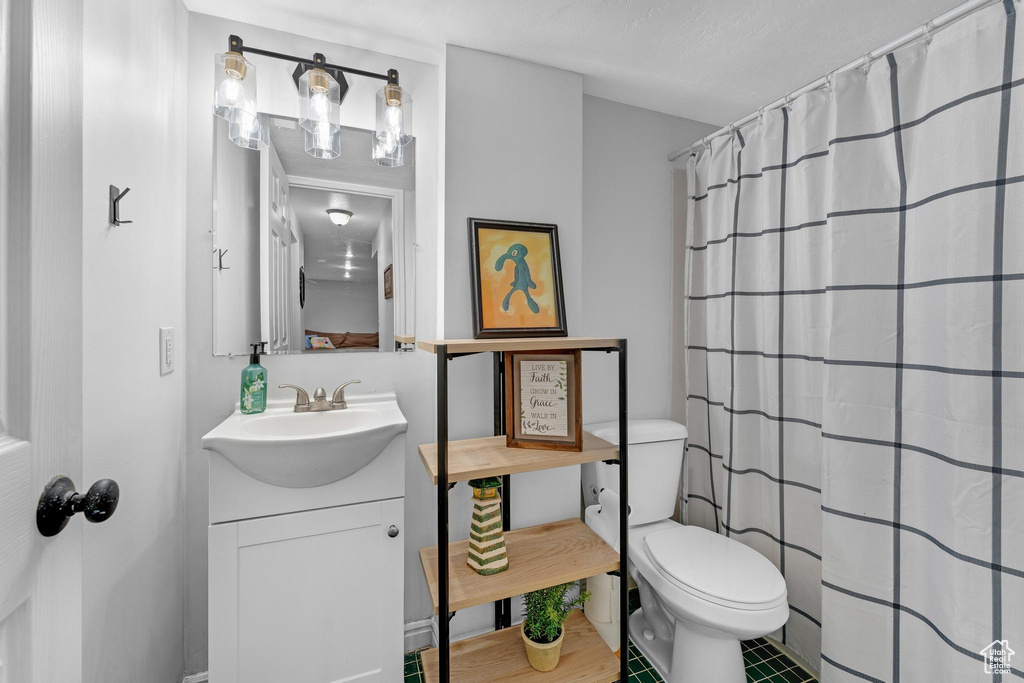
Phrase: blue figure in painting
[{"left": 495, "top": 243, "right": 540, "bottom": 314}]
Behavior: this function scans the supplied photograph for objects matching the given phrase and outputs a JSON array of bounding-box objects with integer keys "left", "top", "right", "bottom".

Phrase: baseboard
[
  {"left": 429, "top": 617, "right": 496, "bottom": 650},
  {"left": 765, "top": 636, "right": 819, "bottom": 679},
  {"left": 182, "top": 673, "right": 209, "bottom": 683},
  {"left": 422, "top": 613, "right": 526, "bottom": 652},
  {"left": 405, "top": 617, "right": 436, "bottom": 651}
]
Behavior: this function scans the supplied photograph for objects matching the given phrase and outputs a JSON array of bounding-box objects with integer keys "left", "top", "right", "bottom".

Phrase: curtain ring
[
  {"left": 825, "top": 72, "right": 835, "bottom": 95},
  {"left": 757, "top": 106, "right": 766, "bottom": 123},
  {"left": 859, "top": 52, "right": 873, "bottom": 73},
  {"left": 783, "top": 92, "right": 794, "bottom": 112},
  {"left": 922, "top": 20, "right": 934, "bottom": 46}
]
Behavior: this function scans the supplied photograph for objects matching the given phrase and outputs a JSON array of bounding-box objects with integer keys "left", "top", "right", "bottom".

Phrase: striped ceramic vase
[{"left": 467, "top": 484, "right": 509, "bottom": 575}]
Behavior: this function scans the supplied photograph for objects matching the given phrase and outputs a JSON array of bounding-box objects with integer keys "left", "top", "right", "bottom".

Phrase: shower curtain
[{"left": 684, "top": 2, "right": 1022, "bottom": 681}]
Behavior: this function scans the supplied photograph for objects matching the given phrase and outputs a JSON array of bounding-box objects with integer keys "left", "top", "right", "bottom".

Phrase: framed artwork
[
  {"left": 299, "top": 266, "right": 305, "bottom": 309},
  {"left": 469, "top": 218, "right": 567, "bottom": 339},
  {"left": 383, "top": 264, "right": 393, "bottom": 300},
  {"left": 504, "top": 350, "right": 582, "bottom": 452}
]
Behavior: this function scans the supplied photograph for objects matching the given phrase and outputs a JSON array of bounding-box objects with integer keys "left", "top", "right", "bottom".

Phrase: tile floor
[{"left": 403, "top": 591, "right": 818, "bottom": 682}]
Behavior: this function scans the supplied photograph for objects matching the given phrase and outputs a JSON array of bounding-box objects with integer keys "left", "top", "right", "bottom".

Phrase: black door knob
[{"left": 37, "top": 476, "right": 120, "bottom": 537}]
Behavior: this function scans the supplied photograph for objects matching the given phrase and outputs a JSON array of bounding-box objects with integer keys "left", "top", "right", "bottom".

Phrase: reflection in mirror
[{"left": 212, "top": 115, "right": 415, "bottom": 355}]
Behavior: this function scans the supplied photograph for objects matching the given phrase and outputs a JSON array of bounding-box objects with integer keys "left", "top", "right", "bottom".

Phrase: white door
[
  {"left": 260, "top": 140, "right": 297, "bottom": 352},
  {"left": 0, "top": 0, "right": 87, "bottom": 680},
  {"left": 209, "top": 499, "right": 405, "bottom": 683}
]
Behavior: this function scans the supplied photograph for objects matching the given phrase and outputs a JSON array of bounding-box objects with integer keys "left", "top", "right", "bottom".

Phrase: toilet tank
[{"left": 582, "top": 419, "right": 688, "bottom": 526}]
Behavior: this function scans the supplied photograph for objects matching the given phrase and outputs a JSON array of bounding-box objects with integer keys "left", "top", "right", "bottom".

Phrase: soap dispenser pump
[{"left": 240, "top": 341, "right": 268, "bottom": 415}]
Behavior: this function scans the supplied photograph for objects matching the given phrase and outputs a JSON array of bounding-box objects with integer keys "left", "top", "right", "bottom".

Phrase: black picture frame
[{"left": 468, "top": 218, "right": 568, "bottom": 339}]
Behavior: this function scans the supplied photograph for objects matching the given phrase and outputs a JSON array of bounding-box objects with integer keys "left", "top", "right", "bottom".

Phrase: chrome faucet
[
  {"left": 331, "top": 380, "right": 361, "bottom": 409},
  {"left": 279, "top": 380, "right": 360, "bottom": 412}
]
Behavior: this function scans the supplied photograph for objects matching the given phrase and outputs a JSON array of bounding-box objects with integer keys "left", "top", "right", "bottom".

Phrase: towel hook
[
  {"left": 109, "top": 185, "right": 132, "bottom": 226},
  {"left": 213, "top": 247, "right": 230, "bottom": 271}
]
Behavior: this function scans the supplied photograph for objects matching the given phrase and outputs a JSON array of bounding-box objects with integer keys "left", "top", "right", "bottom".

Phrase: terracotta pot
[{"left": 521, "top": 623, "right": 564, "bottom": 672}]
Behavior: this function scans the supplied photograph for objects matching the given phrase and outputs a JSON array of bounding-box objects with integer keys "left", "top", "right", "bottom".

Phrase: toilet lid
[{"left": 643, "top": 526, "right": 787, "bottom": 609}]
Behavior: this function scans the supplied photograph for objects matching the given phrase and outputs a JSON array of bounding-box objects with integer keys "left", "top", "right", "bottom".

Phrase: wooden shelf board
[
  {"left": 419, "top": 518, "right": 619, "bottom": 614},
  {"left": 420, "top": 610, "right": 619, "bottom": 683},
  {"left": 417, "top": 337, "right": 621, "bottom": 354},
  {"left": 418, "top": 433, "right": 617, "bottom": 485}
]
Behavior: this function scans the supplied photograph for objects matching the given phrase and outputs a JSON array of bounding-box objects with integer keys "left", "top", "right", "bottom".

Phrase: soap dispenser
[{"left": 240, "top": 341, "right": 268, "bottom": 415}]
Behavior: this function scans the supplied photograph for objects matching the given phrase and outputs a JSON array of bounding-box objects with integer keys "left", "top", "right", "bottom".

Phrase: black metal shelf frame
[{"left": 433, "top": 340, "right": 629, "bottom": 682}]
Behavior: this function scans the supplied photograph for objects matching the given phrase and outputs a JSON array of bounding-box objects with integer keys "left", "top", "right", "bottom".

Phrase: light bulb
[
  {"left": 315, "top": 121, "right": 332, "bottom": 150},
  {"left": 310, "top": 91, "right": 330, "bottom": 118},
  {"left": 219, "top": 77, "right": 243, "bottom": 106},
  {"left": 385, "top": 105, "right": 403, "bottom": 136}
]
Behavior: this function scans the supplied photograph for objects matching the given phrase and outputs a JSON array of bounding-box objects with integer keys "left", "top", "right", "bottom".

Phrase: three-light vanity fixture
[{"left": 214, "top": 34, "right": 412, "bottom": 166}]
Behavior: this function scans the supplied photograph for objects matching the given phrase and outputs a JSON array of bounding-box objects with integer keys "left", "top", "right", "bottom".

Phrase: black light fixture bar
[{"left": 228, "top": 34, "right": 399, "bottom": 85}]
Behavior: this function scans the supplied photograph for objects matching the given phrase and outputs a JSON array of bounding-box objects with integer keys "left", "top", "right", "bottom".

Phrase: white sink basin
[{"left": 202, "top": 393, "right": 407, "bottom": 488}]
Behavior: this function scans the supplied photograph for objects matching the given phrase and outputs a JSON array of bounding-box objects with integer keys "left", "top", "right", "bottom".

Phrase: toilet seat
[{"left": 643, "top": 526, "right": 787, "bottom": 611}]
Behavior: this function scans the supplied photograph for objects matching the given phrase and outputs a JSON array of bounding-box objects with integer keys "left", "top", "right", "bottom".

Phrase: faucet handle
[
  {"left": 331, "top": 380, "right": 361, "bottom": 409},
  {"left": 279, "top": 384, "right": 310, "bottom": 412}
]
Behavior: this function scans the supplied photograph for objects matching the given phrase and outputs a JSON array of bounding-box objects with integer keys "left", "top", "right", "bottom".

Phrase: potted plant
[{"left": 521, "top": 581, "right": 591, "bottom": 672}]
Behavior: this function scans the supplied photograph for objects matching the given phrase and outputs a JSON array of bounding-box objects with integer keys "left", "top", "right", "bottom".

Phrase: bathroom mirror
[{"left": 211, "top": 115, "right": 416, "bottom": 355}]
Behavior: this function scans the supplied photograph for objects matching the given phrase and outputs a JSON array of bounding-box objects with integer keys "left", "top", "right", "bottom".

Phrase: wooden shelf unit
[
  {"left": 421, "top": 337, "right": 629, "bottom": 682},
  {"left": 420, "top": 610, "right": 619, "bottom": 683},
  {"left": 417, "top": 336, "right": 621, "bottom": 354},
  {"left": 418, "top": 433, "right": 618, "bottom": 485},
  {"left": 419, "top": 519, "right": 619, "bottom": 614}
]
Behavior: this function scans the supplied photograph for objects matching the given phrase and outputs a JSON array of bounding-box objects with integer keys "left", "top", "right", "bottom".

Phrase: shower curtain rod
[{"left": 667, "top": 0, "right": 999, "bottom": 162}]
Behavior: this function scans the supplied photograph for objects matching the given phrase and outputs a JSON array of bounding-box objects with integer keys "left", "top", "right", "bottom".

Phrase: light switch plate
[{"left": 159, "top": 327, "right": 174, "bottom": 375}]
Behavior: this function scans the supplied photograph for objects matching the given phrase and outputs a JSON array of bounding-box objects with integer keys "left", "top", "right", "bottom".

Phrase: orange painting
[{"left": 475, "top": 225, "right": 561, "bottom": 332}]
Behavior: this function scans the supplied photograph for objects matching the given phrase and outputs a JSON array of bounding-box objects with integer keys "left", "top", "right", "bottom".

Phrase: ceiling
[
  {"left": 188, "top": 0, "right": 960, "bottom": 125},
  {"left": 267, "top": 117, "right": 415, "bottom": 191},
  {"left": 289, "top": 185, "right": 388, "bottom": 282}
]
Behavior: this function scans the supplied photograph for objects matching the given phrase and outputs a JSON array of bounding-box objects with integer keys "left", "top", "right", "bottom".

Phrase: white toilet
[{"left": 582, "top": 419, "right": 789, "bottom": 683}]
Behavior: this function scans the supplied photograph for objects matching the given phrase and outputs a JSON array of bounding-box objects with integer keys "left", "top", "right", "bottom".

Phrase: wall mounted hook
[
  {"left": 109, "top": 185, "right": 132, "bottom": 226},
  {"left": 213, "top": 247, "right": 230, "bottom": 271}
]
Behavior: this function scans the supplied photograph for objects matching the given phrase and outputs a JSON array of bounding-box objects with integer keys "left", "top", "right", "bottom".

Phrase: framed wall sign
[
  {"left": 469, "top": 218, "right": 568, "bottom": 339},
  {"left": 383, "top": 264, "right": 393, "bottom": 300},
  {"left": 504, "top": 350, "right": 582, "bottom": 452}
]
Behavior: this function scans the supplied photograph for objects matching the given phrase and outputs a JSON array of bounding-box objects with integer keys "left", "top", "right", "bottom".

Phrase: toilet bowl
[{"left": 583, "top": 420, "right": 789, "bottom": 683}]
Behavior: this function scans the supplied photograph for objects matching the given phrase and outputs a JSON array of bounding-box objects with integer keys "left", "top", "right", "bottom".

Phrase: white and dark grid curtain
[{"left": 684, "top": 2, "right": 1022, "bottom": 681}]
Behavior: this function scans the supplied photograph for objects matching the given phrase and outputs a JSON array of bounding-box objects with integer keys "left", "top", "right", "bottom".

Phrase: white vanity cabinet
[
  {"left": 204, "top": 395, "right": 407, "bottom": 683},
  {"left": 210, "top": 498, "right": 403, "bottom": 683}
]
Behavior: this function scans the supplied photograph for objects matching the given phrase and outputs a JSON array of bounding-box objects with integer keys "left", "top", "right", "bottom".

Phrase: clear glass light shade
[
  {"left": 298, "top": 68, "right": 342, "bottom": 135},
  {"left": 372, "top": 135, "right": 404, "bottom": 167},
  {"left": 304, "top": 122, "right": 341, "bottom": 159},
  {"left": 375, "top": 83, "right": 413, "bottom": 151},
  {"left": 228, "top": 111, "right": 269, "bottom": 150},
  {"left": 214, "top": 52, "right": 257, "bottom": 123}
]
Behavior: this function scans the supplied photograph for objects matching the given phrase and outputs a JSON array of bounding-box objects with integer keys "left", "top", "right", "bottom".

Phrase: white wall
[
  {"left": 81, "top": 0, "right": 189, "bottom": 681},
  {"left": 304, "top": 279, "right": 378, "bottom": 334},
  {"left": 184, "top": 14, "right": 440, "bottom": 675},
  {"left": 442, "top": 45, "right": 587, "bottom": 640},
  {"left": 580, "top": 95, "right": 717, "bottom": 423},
  {"left": 212, "top": 117, "right": 261, "bottom": 355}
]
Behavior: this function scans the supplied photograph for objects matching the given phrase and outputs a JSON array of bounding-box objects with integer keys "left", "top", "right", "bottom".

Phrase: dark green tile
[{"left": 778, "top": 664, "right": 812, "bottom": 683}]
